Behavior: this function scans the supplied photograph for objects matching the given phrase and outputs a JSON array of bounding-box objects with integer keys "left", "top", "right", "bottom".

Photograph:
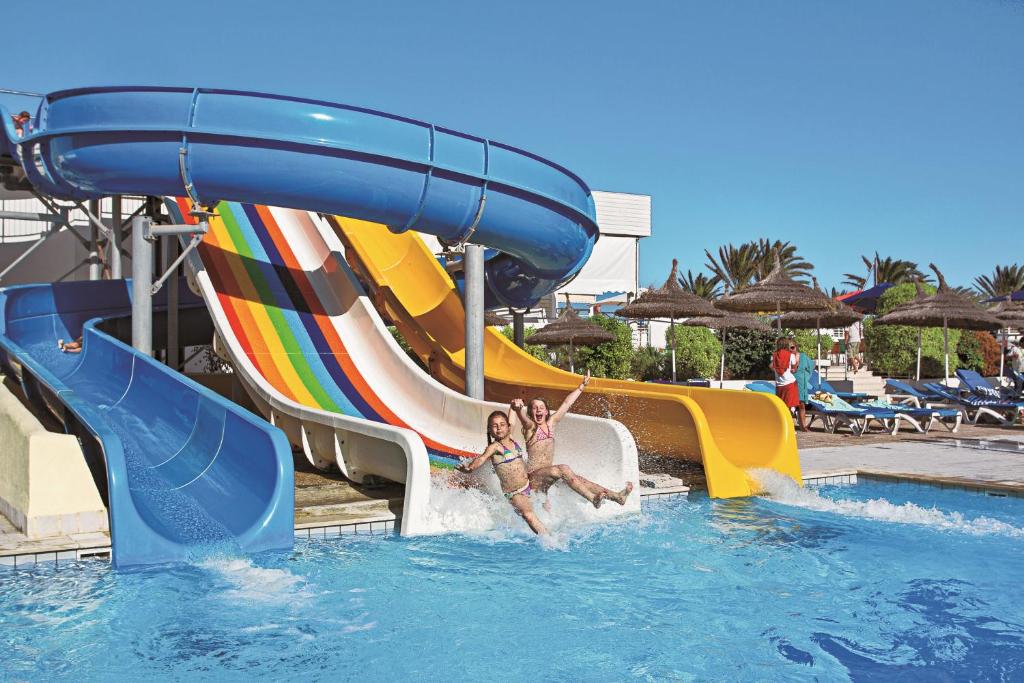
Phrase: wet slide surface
[
  {"left": 333, "top": 219, "right": 803, "bottom": 498},
  {"left": 173, "top": 200, "right": 638, "bottom": 529},
  {"left": 0, "top": 281, "right": 294, "bottom": 567}
]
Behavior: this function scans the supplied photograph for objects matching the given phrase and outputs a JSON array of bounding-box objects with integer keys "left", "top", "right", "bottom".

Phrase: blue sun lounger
[
  {"left": 921, "top": 382, "right": 1022, "bottom": 426},
  {"left": 745, "top": 383, "right": 917, "bottom": 435},
  {"left": 853, "top": 399, "right": 961, "bottom": 433},
  {"left": 956, "top": 369, "right": 1024, "bottom": 403},
  {"left": 810, "top": 370, "right": 872, "bottom": 401},
  {"left": 884, "top": 379, "right": 949, "bottom": 407}
]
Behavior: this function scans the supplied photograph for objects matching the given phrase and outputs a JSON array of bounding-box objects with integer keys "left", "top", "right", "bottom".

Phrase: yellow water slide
[{"left": 332, "top": 217, "right": 802, "bottom": 498}]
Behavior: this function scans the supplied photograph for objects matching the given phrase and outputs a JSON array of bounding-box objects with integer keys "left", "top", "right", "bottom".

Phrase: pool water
[{"left": 2, "top": 476, "right": 1023, "bottom": 681}]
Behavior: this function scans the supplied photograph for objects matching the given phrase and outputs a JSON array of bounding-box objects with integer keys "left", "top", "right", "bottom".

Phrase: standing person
[
  {"left": 772, "top": 337, "right": 800, "bottom": 422},
  {"left": 456, "top": 411, "right": 547, "bottom": 535},
  {"left": 845, "top": 320, "right": 864, "bottom": 371},
  {"left": 792, "top": 341, "right": 814, "bottom": 432},
  {"left": 509, "top": 371, "right": 634, "bottom": 509},
  {"left": 1007, "top": 339, "right": 1024, "bottom": 394}
]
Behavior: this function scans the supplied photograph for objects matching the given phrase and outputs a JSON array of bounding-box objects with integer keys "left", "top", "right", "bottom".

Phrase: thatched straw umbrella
[
  {"left": 779, "top": 277, "right": 864, "bottom": 377},
  {"left": 682, "top": 310, "right": 770, "bottom": 388},
  {"left": 716, "top": 254, "right": 832, "bottom": 330},
  {"left": 615, "top": 259, "right": 722, "bottom": 382},
  {"left": 528, "top": 296, "right": 613, "bottom": 373},
  {"left": 874, "top": 265, "right": 1001, "bottom": 381},
  {"left": 990, "top": 299, "right": 1024, "bottom": 377}
]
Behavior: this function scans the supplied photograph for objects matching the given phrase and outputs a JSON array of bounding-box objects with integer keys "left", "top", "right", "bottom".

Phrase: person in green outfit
[{"left": 792, "top": 340, "right": 814, "bottom": 432}]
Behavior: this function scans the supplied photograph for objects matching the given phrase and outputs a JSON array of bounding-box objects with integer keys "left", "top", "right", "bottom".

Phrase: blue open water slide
[
  {"left": 0, "top": 280, "right": 294, "bottom": 567},
  {"left": 4, "top": 86, "right": 599, "bottom": 308}
]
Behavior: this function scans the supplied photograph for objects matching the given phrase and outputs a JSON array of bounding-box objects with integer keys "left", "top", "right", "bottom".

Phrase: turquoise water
[{"left": 2, "top": 477, "right": 1023, "bottom": 681}]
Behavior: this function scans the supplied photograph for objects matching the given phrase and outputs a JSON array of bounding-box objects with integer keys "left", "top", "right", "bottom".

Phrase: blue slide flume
[{"left": 0, "top": 281, "right": 294, "bottom": 567}]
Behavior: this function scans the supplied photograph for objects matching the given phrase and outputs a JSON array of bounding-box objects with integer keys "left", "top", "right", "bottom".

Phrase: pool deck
[{"left": 801, "top": 435, "right": 1024, "bottom": 495}]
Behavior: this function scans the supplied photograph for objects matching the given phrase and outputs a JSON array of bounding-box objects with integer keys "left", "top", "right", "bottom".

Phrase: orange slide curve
[{"left": 332, "top": 217, "right": 802, "bottom": 498}]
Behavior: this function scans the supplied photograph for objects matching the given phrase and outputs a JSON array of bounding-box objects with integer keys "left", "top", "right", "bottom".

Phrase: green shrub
[
  {"left": 499, "top": 325, "right": 551, "bottom": 362},
  {"left": 665, "top": 325, "right": 722, "bottom": 380},
  {"left": 864, "top": 283, "right": 961, "bottom": 377},
  {"left": 790, "top": 330, "right": 834, "bottom": 360},
  {"left": 630, "top": 345, "right": 669, "bottom": 381},
  {"left": 956, "top": 330, "right": 984, "bottom": 373},
  {"left": 565, "top": 315, "right": 634, "bottom": 379},
  {"left": 722, "top": 326, "right": 777, "bottom": 380}
]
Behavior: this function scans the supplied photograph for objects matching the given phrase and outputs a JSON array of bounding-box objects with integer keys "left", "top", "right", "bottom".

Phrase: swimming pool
[{"left": 2, "top": 477, "right": 1022, "bottom": 681}]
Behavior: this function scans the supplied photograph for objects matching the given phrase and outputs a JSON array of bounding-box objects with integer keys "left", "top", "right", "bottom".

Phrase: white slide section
[{"left": 183, "top": 204, "right": 640, "bottom": 534}]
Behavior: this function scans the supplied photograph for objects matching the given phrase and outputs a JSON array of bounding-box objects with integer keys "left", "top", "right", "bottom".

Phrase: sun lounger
[
  {"left": 884, "top": 379, "right": 948, "bottom": 408},
  {"left": 921, "top": 382, "right": 1023, "bottom": 426},
  {"left": 810, "top": 370, "right": 872, "bottom": 401},
  {"left": 956, "top": 369, "right": 1024, "bottom": 403},
  {"left": 853, "top": 398, "right": 961, "bottom": 433},
  {"left": 806, "top": 393, "right": 919, "bottom": 436}
]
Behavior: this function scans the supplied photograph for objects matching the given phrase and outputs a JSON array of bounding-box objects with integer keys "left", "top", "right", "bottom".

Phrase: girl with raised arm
[
  {"left": 510, "top": 370, "right": 633, "bottom": 508},
  {"left": 457, "top": 411, "right": 548, "bottom": 535}
]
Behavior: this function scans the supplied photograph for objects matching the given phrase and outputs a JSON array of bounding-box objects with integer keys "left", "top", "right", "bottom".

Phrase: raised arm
[
  {"left": 551, "top": 370, "right": 590, "bottom": 425},
  {"left": 510, "top": 398, "right": 534, "bottom": 436},
  {"left": 457, "top": 443, "right": 499, "bottom": 473}
]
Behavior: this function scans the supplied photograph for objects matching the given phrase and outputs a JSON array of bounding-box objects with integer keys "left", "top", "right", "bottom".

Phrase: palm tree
[
  {"left": 843, "top": 253, "right": 929, "bottom": 289},
  {"left": 704, "top": 243, "right": 760, "bottom": 293},
  {"left": 974, "top": 264, "right": 1024, "bottom": 299},
  {"left": 705, "top": 239, "right": 813, "bottom": 292},
  {"left": 752, "top": 239, "right": 813, "bottom": 283},
  {"left": 677, "top": 270, "right": 722, "bottom": 300}
]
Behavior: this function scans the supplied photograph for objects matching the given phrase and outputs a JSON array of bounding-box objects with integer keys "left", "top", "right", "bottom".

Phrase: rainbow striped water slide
[{"left": 175, "top": 200, "right": 640, "bottom": 532}]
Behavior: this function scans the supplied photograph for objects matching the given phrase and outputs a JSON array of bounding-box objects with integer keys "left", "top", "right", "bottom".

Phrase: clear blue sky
[{"left": 4, "top": 0, "right": 1022, "bottom": 292}]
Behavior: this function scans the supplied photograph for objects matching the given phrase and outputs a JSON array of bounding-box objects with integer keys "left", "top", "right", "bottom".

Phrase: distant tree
[
  {"left": 705, "top": 239, "right": 813, "bottom": 292},
  {"left": 752, "top": 239, "right": 813, "bottom": 283},
  {"left": 499, "top": 325, "right": 550, "bottom": 362},
  {"left": 677, "top": 269, "right": 722, "bottom": 300},
  {"left": 843, "top": 253, "right": 929, "bottom": 289},
  {"left": 705, "top": 243, "right": 761, "bottom": 293},
  {"left": 565, "top": 315, "right": 633, "bottom": 379},
  {"left": 974, "top": 264, "right": 1024, "bottom": 299}
]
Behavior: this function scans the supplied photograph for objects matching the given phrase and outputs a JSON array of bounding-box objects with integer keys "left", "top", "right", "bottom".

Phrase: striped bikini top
[{"left": 493, "top": 439, "right": 525, "bottom": 466}]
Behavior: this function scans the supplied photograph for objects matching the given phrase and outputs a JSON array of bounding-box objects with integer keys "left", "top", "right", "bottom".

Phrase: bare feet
[
  {"left": 608, "top": 481, "right": 634, "bottom": 506},
  {"left": 591, "top": 491, "right": 605, "bottom": 509}
]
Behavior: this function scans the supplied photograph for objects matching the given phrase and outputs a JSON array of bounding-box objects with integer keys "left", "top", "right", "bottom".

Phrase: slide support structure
[
  {"left": 513, "top": 310, "right": 525, "bottom": 348},
  {"left": 131, "top": 216, "right": 153, "bottom": 355},
  {"left": 464, "top": 243, "right": 485, "bottom": 399},
  {"left": 132, "top": 215, "right": 208, "bottom": 355},
  {"left": 88, "top": 199, "right": 101, "bottom": 280},
  {"left": 111, "top": 196, "right": 122, "bottom": 279}
]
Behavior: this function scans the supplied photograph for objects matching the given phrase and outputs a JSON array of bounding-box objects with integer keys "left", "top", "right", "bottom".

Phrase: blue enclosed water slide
[
  {"left": 0, "top": 86, "right": 600, "bottom": 565},
  {"left": 0, "top": 280, "right": 294, "bottom": 567}
]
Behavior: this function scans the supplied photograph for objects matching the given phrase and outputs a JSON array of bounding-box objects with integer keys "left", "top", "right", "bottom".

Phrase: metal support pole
[
  {"left": 921, "top": 327, "right": 929, "bottom": 382},
  {"left": 670, "top": 316, "right": 677, "bottom": 383},
  {"left": 131, "top": 216, "right": 153, "bottom": 355},
  {"left": 87, "top": 199, "right": 101, "bottom": 280},
  {"left": 943, "top": 317, "right": 949, "bottom": 384},
  {"left": 513, "top": 310, "right": 525, "bottom": 348},
  {"left": 163, "top": 236, "right": 180, "bottom": 370},
  {"left": 111, "top": 196, "right": 123, "bottom": 279},
  {"left": 719, "top": 328, "right": 727, "bottom": 389},
  {"left": 464, "top": 244, "right": 485, "bottom": 399}
]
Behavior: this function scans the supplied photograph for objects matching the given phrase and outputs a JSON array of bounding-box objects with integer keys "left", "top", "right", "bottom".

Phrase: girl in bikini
[
  {"left": 510, "top": 370, "right": 633, "bottom": 508},
  {"left": 456, "top": 410, "right": 548, "bottom": 535}
]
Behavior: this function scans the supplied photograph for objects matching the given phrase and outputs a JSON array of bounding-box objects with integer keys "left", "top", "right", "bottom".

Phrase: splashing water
[
  {"left": 420, "top": 471, "right": 633, "bottom": 542},
  {"left": 750, "top": 468, "right": 1024, "bottom": 538},
  {"left": 198, "top": 556, "right": 309, "bottom": 603}
]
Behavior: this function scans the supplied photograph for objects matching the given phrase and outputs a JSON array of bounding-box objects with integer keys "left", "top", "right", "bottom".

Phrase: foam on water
[
  {"left": 751, "top": 468, "right": 1024, "bottom": 538},
  {"left": 198, "top": 556, "right": 309, "bottom": 603}
]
